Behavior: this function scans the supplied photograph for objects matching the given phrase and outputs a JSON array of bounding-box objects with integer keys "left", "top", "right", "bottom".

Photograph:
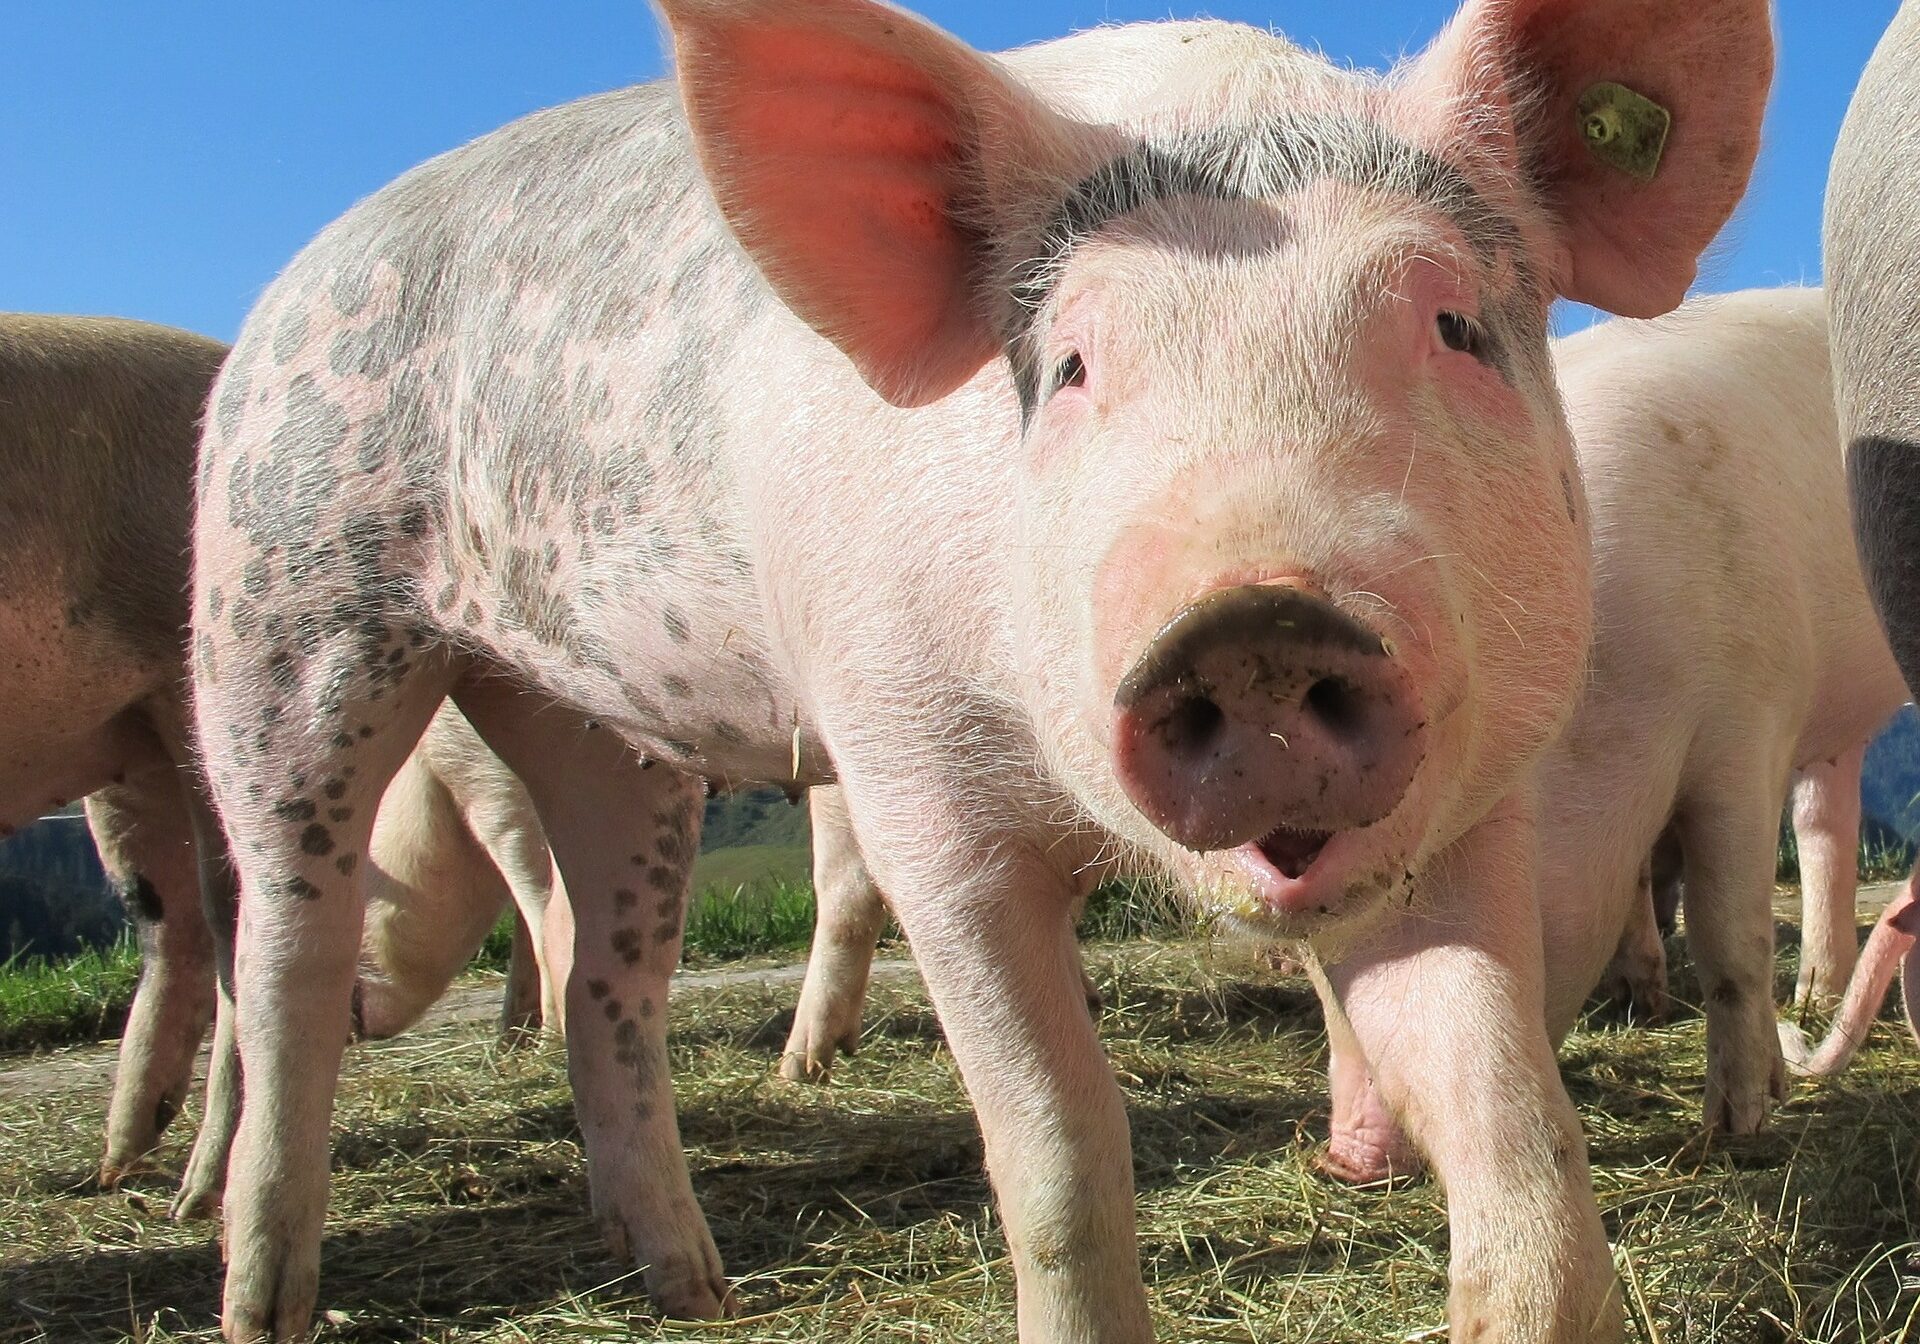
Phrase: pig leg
[
  {"left": 1790, "top": 744, "right": 1865, "bottom": 1012},
  {"left": 199, "top": 636, "right": 455, "bottom": 1343},
  {"left": 356, "top": 747, "right": 513, "bottom": 1038},
  {"left": 1596, "top": 856, "right": 1670, "bottom": 1023},
  {"left": 454, "top": 771, "right": 561, "bottom": 1038},
  {"left": 1324, "top": 804, "right": 1621, "bottom": 1344},
  {"left": 1319, "top": 1001, "right": 1423, "bottom": 1184},
  {"left": 1676, "top": 769, "right": 1791, "bottom": 1134},
  {"left": 90, "top": 767, "right": 216, "bottom": 1186},
  {"left": 500, "top": 910, "right": 543, "bottom": 1039},
  {"left": 831, "top": 764, "right": 1151, "bottom": 1344},
  {"left": 454, "top": 681, "right": 729, "bottom": 1318},
  {"left": 171, "top": 789, "right": 242, "bottom": 1221},
  {"left": 781, "top": 787, "right": 1102, "bottom": 1085},
  {"left": 781, "top": 786, "right": 889, "bottom": 1083}
]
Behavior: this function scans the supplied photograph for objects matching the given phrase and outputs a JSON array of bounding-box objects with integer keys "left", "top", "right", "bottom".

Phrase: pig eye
[
  {"left": 1050, "top": 350, "right": 1087, "bottom": 397},
  {"left": 1435, "top": 311, "right": 1487, "bottom": 359}
]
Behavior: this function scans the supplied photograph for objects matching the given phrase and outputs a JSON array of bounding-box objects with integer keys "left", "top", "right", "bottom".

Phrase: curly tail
[{"left": 1777, "top": 872, "right": 1920, "bottom": 1078}]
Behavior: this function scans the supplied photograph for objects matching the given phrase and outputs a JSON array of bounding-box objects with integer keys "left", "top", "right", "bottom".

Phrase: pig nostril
[
  {"left": 1162, "top": 694, "right": 1225, "bottom": 755},
  {"left": 1303, "top": 676, "right": 1364, "bottom": 738}
]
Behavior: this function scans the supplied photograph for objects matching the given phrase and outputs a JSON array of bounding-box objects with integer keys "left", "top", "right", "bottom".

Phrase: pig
[
  {"left": 1321, "top": 288, "right": 1911, "bottom": 1185},
  {"left": 1830, "top": 3, "right": 1920, "bottom": 725},
  {"left": 0, "top": 313, "right": 236, "bottom": 1189},
  {"left": 354, "top": 702, "right": 566, "bottom": 1040},
  {"left": 0, "top": 313, "right": 555, "bottom": 1205},
  {"left": 188, "top": 1, "right": 1770, "bottom": 1339},
  {"left": 1600, "top": 743, "right": 1871, "bottom": 1023}
]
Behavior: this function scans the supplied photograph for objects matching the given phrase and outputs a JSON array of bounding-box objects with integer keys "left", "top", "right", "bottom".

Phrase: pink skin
[
  {"left": 782, "top": 785, "right": 1104, "bottom": 1084},
  {"left": 1596, "top": 842, "right": 1674, "bottom": 1024},
  {"left": 0, "top": 319, "right": 552, "bottom": 1215},
  {"left": 175, "top": 702, "right": 561, "bottom": 1219},
  {"left": 1778, "top": 871, "right": 1920, "bottom": 1077},
  {"left": 1791, "top": 744, "right": 1867, "bottom": 1011},
  {"left": 192, "top": 1, "right": 1769, "bottom": 1339},
  {"left": 1601, "top": 744, "right": 1870, "bottom": 1022},
  {"left": 1325, "top": 288, "right": 1908, "bottom": 1184}
]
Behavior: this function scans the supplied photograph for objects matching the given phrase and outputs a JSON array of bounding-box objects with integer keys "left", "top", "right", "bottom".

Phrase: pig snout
[{"left": 1111, "top": 583, "right": 1425, "bottom": 860}]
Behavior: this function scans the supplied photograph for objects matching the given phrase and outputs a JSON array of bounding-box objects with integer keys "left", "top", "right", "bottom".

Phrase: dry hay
[{"left": 4, "top": 927, "right": 1920, "bottom": 1342}]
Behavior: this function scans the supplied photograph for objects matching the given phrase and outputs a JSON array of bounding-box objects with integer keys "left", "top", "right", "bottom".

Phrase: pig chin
[{"left": 1176, "top": 804, "right": 1425, "bottom": 940}]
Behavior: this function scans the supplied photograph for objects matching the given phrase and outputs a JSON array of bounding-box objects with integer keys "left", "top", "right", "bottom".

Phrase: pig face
[
  {"left": 1003, "top": 120, "right": 1592, "bottom": 935},
  {"left": 659, "top": 0, "right": 1771, "bottom": 934}
]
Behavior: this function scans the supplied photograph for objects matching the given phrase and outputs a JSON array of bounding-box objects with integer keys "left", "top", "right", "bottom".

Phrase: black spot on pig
[{"left": 117, "top": 875, "right": 165, "bottom": 924}]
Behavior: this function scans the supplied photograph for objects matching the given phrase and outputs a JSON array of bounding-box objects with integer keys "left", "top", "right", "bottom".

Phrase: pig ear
[
  {"left": 1411, "top": 0, "right": 1773, "bottom": 318},
  {"left": 657, "top": 0, "right": 1047, "bottom": 407}
]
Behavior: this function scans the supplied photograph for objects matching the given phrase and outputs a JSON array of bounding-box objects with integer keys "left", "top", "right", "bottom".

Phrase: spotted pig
[{"left": 189, "top": 1, "right": 1770, "bottom": 1340}]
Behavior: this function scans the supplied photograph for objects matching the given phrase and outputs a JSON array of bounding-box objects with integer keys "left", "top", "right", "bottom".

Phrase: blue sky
[{"left": 1, "top": 2, "right": 1901, "bottom": 345}]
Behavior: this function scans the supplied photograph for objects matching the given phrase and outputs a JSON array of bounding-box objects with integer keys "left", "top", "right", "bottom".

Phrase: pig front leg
[
  {"left": 1324, "top": 803, "right": 1621, "bottom": 1344},
  {"left": 89, "top": 768, "right": 216, "bottom": 1186},
  {"left": 454, "top": 683, "right": 729, "bottom": 1319},
  {"left": 781, "top": 786, "right": 890, "bottom": 1083},
  {"left": 833, "top": 766, "right": 1150, "bottom": 1344},
  {"left": 1676, "top": 769, "right": 1789, "bottom": 1134},
  {"left": 1790, "top": 744, "right": 1865, "bottom": 1012}
]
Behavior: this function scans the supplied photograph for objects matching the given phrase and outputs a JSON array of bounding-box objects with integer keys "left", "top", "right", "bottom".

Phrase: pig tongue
[{"left": 1255, "top": 825, "right": 1331, "bottom": 879}]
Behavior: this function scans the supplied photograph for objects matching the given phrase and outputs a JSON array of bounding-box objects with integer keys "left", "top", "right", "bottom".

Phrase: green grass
[{"left": 0, "top": 935, "right": 142, "bottom": 1054}]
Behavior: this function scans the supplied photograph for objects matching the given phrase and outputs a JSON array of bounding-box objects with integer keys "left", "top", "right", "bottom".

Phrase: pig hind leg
[
  {"left": 196, "top": 610, "right": 455, "bottom": 1342},
  {"left": 171, "top": 788, "right": 241, "bottom": 1220},
  {"left": 1597, "top": 855, "right": 1671, "bottom": 1023},
  {"left": 1676, "top": 759, "right": 1792, "bottom": 1134},
  {"left": 453, "top": 679, "right": 730, "bottom": 1319},
  {"left": 90, "top": 767, "right": 216, "bottom": 1186},
  {"left": 782, "top": 786, "right": 890, "bottom": 1083}
]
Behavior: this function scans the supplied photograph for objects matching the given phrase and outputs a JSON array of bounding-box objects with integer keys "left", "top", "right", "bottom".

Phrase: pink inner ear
[
  {"left": 673, "top": 15, "right": 1002, "bottom": 406},
  {"left": 1413, "top": 0, "right": 1770, "bottom": 319}
]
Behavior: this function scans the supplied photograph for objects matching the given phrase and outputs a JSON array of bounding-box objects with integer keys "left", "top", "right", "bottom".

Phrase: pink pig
[
  {"left": 189, "top": 1, "right": 1770, "bottom": 1340},
  {"left": 1322, "top": 288, "right": 1909, "bottom": 1182}
]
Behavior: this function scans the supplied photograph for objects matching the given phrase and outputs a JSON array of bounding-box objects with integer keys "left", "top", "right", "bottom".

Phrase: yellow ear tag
[{"left": 1577, "top": 82, "right": 1671, "bottom": 182}]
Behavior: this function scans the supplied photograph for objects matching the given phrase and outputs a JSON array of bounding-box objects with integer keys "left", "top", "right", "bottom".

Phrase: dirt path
[
  {"left": 3, "top": 878, "right": 1909, "bottom": 1104},
  {"left": 0, "top": 956, "right": 918, "bottom": 1102}
]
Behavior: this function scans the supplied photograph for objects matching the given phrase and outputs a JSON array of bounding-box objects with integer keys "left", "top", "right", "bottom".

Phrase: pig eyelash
[
  {"left": 1049, "top": 350, "right": 1087, "bottom": 399},
  {"left": 1435, "top": 310, "right": 1490, "bottom": 362}
]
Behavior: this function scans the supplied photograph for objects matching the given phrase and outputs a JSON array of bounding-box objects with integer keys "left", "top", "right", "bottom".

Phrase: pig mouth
[{"left": 1253, "top": 824, "right": 1332, "bottom": 879}]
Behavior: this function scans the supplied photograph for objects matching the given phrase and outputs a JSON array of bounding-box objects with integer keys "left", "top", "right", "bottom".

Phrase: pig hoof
[
  {"left": 777, "top": 1049, "right": 835, "bottom": 1084},
  {"left": 221, "top": 1249, "right": 319, "bottom": 1344},
  {"left": 171, "top": 1181, "right": 223, "bottom": 1222},
  {"left": 1317, "top": 1136, "right": 1424, "bottom": 1186},
  {"left": 779, "top": 1014, "right": 860, "bottom": 1085},
  {"left": 648, "top": 1262, "right": 737, "bottom": 1321},
  {"left": 1601, "top": 972, "right": 1667, "bottom": 1024},
  {"left": 98, "top": 1157, "right": 146, "bottom": 1190}
]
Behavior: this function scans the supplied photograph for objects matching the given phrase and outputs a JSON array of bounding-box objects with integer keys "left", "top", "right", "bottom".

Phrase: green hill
[{"left": 701, "top": 786, "right": 811, "bottom": 851}]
